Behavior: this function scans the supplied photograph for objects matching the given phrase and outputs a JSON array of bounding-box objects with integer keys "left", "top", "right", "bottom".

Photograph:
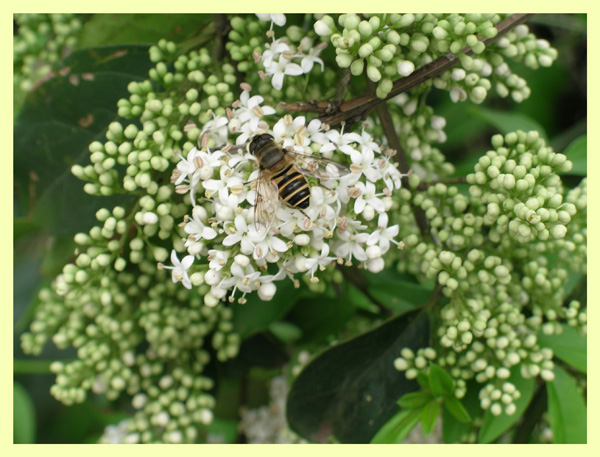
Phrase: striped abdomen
[{"left": 272, "top": 164, "right": 310, "bottom": 209}]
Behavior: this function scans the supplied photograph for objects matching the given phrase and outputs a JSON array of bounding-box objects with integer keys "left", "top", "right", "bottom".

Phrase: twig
[
  {"left": 212, "top": 14, "right": 229, "bottom": 65},
  {"left": 364, "top": 77, "right": 430, "bottom": 237},
  {"left": 281, "top": 14, "right": 534, "bottom": 127}
]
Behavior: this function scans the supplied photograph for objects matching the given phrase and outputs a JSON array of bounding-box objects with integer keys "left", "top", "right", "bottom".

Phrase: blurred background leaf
[
  {"left": 286, "top": 310, "right": 429, "bottom": 443},
  {"left": 14, "top": 382, "right": 36, "bottom": 443}
]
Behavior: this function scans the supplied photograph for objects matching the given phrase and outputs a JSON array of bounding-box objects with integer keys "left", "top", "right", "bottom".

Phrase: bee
[{"left": 249, "top": 133, "right": 351, "bottom": 231}]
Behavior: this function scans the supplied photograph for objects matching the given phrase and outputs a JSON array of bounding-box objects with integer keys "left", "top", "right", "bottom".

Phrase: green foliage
[
  {"left": 287, "top": 311, "right": 429, "bottom": 443},
  {"left": 546, "top": 365, "right": 587, "bottom": 443},
  {"left": 14, "top": 382, "right": 36, "bottom": 443},
  {"left": 14, "top": 13, "right": 586, "bottom": 444}
]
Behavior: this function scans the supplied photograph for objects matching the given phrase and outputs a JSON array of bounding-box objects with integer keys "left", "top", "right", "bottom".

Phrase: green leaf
[
  {"left": 204, "top": 417, "right": 239, "bottom": 444},
  {"left": 397, "top": 391, "right": 433, "bottom": 410},
  {"left": 428, "top": 364, "right": 455, "bottom": 397},
  {"left": 77, "top": 14, "right": 213, "bottom": 48},
  {"left": 287, "top": 295, "right": 355, "bottom": 343},
  {"left": 14, "top": 382, "right": 36, "bottom": 443},
  {"left": 417, "top": 372, "right": 431, "bottom": 391},
  {"left": 538, "top": 324, "right": 587, "bottom": 373},
  {"left": 562, "top": 134, "right": 586, "bottom": 176},
  {"left": 286, "top": 310, "right": 429, "bottom": 443},
  {"left": 420, "top": 400, "right": 440, "bottom": 436},
  {"left": 370, "top": 408, "right": 422, "bottom": 444},
  {"left": 478, "top": 367, "right": 535, "bottom": 443},
  {"left": 231, "top": 279, "right": 302, "bottom": 339},
  {"left": 442, "top": 382, "right": 481, "bottom": 443},
  {"left": 14, "top": 45, "right": 151, "bottom": 235},
  {"left": 366, "top": 279, "right": 432, "bottom": 314},
  {"left": 442, "top": 395, "right": 471, "bottom": 423},
  {"left": 547, "top": 365, "right": 587, "bottom": 443},
  {"left": 268, "top": 321, "right": 302, "bottom": 344},
  {"left": 469, "top": 106, "right": 548, "bottom": 141},
  {"left": 14, "top": 217, "right": 40, "bottom": 242}
]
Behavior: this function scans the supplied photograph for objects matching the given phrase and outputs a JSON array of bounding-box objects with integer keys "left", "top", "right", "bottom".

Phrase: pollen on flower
[{"left": 169, "top": 91, "right": 404, "bottom": 304}]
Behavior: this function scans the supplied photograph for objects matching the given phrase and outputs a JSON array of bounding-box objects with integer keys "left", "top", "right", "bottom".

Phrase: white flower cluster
[
  {"left": 166, "top": 87, "right": 404, "bottom": 305},
  {"left": 239, "top": 376, "right": 306, "bottom": 444},
  {"left": 254, "top": 14, "right": 326, "bottom": 90}
]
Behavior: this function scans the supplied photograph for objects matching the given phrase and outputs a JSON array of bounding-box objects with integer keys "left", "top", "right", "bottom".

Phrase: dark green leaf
[
  {"left": 442, "top": 395, "right": 471, "bottom": 423},
  {"left": 397, "top": 391, "right": 433, "bottom": 410},
  {"left": 14, "top": 45, "right": 151, "bottom": 235},
  {"left": 14, "top": 218, "right": 40, "bottom": 242},
  {"left": 286, "top": 310, "right": 429, "bottom": 443},
  {"left": 77, "top": 14, "right": 213, "bottom": 48},
  {"left": 428, "top": 363, "right": 455, "bottom": 397},
  {"left": 561, "top": 135, "right": 586, "bottom": 176},
  {"left": 420, "top": 400, "right": 440, "bottom": 436},
  {"left": 14, "top": 382, "right": 36, "bottom": 443},
  {"left": 469, "top": 106, "right": 548, "bottom": 141},
  {"left": 370, "top": 408, "right": 421, "bottom": 444},
  {"left": 41, "top": 236, "right": 77, "bottom": 278},
  {"left": 547, "top": 365, "right": 587, "bottom": 443},
  {"left": 538, "top": 324, "right": 586, "bottom": 373},
  {"left": 231, "top": 279, "right": 302, "bottom": 339},
  {"left": 287, "top": 295, "right": 355, "bottom": 343},
  {"left": 478, "top": 367, "right": 535, "bottom": 443}
]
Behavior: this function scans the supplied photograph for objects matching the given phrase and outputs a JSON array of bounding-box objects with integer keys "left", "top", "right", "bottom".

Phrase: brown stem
[
  {"left": 364, "top": 77, "right": 430, "bottom": 237},
  {"left": 281, "top": 14, "right": 534, "bottom": 127}
]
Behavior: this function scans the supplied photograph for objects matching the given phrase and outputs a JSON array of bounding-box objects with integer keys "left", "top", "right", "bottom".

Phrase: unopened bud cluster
[
  {"left": 392, "top": 129, "right": 585, "bottom": 418},
  {"left": 315, "top": 14, "right": 556, "bottom": 102},
  {"left": 14, "top": 14, "right": 82, "bottom": 95},
  {"left": 468, "top": 131, "right": 574, "bottom": 244}
]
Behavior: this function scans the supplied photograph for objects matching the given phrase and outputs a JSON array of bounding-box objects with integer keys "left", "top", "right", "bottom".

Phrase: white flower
[
  {"left": 264, "top": 56, "right": 303, "bottom": 91},
  {"left": 366, "top": 213, "right": 400, "bottom": 253},
  {"left": 353, "top": 181, "right": 385, "bottom": 214},
  {"left": 253, "top": 233, "right": 289, "bottom": 262},
  {"left": 313, "top": 20, "right": 332, "bottom": 37},
  {"left": 297, "top": 37, "right": 326, "bottom": 73},
  {"left": 334, "top": 231, "right": 369, "bottom": 263},
  {"left": 161, "top": 250, "right": 194, "bottom": 289},
  {"left": 256, "top": 13, "right": 286, "bottom": 29},
  {"left": 208, "top": 249, "right": 229, "bottom": 271},
  {"left": 235, "top": 90, "right": 276, "bottom": 131},
  {"left": 304, "top": 244, "right": 336, "bottom": 281},
  {"left": 223, "top": 214, "right": 264, "bottom": 255},
  {"left": 185, "top": 206, "right": 218, "bottom": 243},
  {"left": 219, "top": 262, "right": 262, "bottom": 301},
  {"left": 169, "top": 104, "right": 403, "bottom": 301},
  {"left": 261, "top": 38, "right": 290, "bottom": 69},
  {"left": 201, "top": 114, "right": 229, "bottom": 145}
]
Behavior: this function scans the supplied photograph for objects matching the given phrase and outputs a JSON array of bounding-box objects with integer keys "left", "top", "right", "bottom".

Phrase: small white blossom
[
  {"left": 256, "top": 13, "right": 286, "bottom": 29},
  {"left": 161, "top": 250, "right": 194, "bottom": 289},
  {"left": 265, "top": 56, "right": 303, "bottom": 91}
]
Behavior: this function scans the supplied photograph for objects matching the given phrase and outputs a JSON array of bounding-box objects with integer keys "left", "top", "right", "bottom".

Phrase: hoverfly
[{"left": 249, "top": 133, "right": 351, "bottom": 231}]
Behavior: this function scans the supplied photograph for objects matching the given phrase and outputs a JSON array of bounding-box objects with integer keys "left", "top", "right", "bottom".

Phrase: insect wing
[
  {"left": 288, "top": 151, "right": 350, "bottom": 181},
  {"left": 254, "top": 169, "right": 279, "bottom": 232}
]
